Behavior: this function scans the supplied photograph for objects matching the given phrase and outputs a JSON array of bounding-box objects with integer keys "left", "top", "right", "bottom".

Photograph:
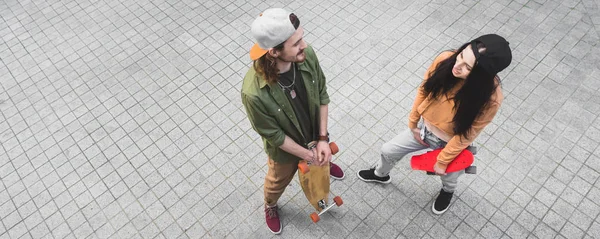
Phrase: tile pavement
[{"left": 0, "top": 0, "right": 599, "bottom": 238}]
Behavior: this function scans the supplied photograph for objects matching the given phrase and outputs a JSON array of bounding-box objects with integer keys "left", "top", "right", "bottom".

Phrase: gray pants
[{"left": 375, "top": 125, "right": 470, "bottom": 193}]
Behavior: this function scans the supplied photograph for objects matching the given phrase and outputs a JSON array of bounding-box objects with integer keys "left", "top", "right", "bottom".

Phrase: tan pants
[{"left": 264, "top": 158, "right": 298, "bottom": 206}]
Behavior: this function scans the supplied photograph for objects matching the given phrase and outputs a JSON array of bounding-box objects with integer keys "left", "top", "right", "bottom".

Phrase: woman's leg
[{"left": 375, "top": 128, "right": 429, "bottom": 176}]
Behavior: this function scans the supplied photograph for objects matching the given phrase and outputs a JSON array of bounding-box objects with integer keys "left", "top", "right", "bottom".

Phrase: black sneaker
[
  {"left": 357, "top": 168, "right": 391, "bottom": 184},
  {"left": 432, "top": 189, "right": 453, "bottom": 215}
]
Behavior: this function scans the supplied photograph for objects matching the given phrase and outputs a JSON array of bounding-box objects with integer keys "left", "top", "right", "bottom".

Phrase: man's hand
[
  {"left": 411, "top": 128, "right": 429, "bottom": 146},
  {"left": 315, "top": 141, "right": 332, "bottom": 166},
  {"left": 304, "top": 148, "right": 316, "bottom": 163},
  {"left": 433, "top": 162, "right": 447, "bottom": 175}
]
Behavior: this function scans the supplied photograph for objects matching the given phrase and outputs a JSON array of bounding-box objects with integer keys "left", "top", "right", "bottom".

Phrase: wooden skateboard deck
[
  {"left": 297, "top": 142, "right": 343, "bottom": 222},
  {"left": 298, "top": 161, "right": 330, "bottom": 211}
]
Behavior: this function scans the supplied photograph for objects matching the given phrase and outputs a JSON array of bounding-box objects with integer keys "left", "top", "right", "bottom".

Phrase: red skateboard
[{"left": 410, "top": 148, "right": 477, "bottom": 175}]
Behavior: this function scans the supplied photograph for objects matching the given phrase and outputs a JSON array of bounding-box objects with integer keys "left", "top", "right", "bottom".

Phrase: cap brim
[{"left": 250, "top": 43, "right": 268, "bottom": 60}]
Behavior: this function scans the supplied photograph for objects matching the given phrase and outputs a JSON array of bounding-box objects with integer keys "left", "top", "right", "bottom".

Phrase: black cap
[{"left": 470, "top": 34, "right": 512, "bottom": 75}]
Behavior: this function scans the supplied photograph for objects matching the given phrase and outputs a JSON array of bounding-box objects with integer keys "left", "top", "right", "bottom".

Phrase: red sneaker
[
  {"left": 330, "top": 162, "right": 345, "bottom": 180},
  {"left": 265, "top": 205, "right": 281, "bottom": 234}
]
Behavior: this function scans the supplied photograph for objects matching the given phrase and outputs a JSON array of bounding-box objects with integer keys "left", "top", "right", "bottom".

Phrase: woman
[{"left": 357, "top": 34, "right": 512, "bottom": 214}]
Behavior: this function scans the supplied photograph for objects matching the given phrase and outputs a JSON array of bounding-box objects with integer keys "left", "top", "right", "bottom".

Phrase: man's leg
[{"left": 263, "top": 158, "right": 296, "bottom": 234}]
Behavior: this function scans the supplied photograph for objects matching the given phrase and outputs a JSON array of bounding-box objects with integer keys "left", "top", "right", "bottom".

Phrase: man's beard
[{"left": 277, "top": 50, "right": 305, "bottom": 63}]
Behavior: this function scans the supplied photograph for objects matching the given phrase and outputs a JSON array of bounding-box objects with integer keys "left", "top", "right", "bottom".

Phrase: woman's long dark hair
[{"left": 423, "top": 42, "right": 499, "bottom": 139}]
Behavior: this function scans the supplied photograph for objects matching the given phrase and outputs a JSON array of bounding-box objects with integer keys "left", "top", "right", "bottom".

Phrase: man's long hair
[
  {"left": 253, "top": 14, "right": 300, "bottom": 85},
  {"left": 253, "top": 44, "right": 285, "bottom": 85},
  {"left": 423, "top": 42, "right": 499, "bottom": 139}
]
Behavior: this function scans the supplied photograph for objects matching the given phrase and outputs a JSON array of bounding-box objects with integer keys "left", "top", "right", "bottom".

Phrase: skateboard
[
  {"left": 410, "top": 148, "right": 477, "bottom": 175},
  {"left": 297, "top": 142, "right": 343, "bottom": 223}
]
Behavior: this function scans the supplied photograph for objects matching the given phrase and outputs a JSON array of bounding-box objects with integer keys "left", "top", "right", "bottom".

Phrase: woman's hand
[
  {"left": 433, "top": 162, "right": 447, "bottom": 175},
  {"left": 411, "top": 128, "right": 429, "bottom": 146}
]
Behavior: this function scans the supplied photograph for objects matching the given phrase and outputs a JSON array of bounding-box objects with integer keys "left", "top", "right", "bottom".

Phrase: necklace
[{"left": 277, "top": 63, "right": 296, "bottom": 99}]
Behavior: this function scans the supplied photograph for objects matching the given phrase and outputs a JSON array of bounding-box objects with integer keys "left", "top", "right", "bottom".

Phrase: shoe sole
[
  {"left": 330, "top": 174, "right": 345, "bottom": 180},
  {"left": 431, "top": 201, "right": 449, "bottom": 215},
  {"left": 266, "top": 205, "right": 282, "bottom": 235},
  {"left": 356, "top": 171, "right": 391, "bottom": 184},
  {"left": 268, "top": 227, "right": 282, "bottom": 235}
]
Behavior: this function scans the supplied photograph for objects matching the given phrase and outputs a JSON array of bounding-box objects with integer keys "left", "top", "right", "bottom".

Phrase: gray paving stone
[{"left": 1, "top": 0, "right": 600, "bottom": 237}]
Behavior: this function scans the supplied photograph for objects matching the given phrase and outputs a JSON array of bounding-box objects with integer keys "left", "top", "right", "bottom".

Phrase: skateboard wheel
[
  {"left": 329, "top": 142, "right": 339, "bottom": 155},
  {"left": 465, "top": 165, "right": 477, "bottom": 174},
  {"left": 334, "top": 196, "right": 343, "bottom": 206},
  {"left": 310, "top": 212, "right": 320, "bottom": 223},
  {"left": 298, "top": 161, "right": 310, "bottom": 174}
]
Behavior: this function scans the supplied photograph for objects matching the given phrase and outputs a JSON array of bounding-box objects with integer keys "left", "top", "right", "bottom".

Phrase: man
[{"left": 241, "top": 8, "right": 345, "bottom": 234}]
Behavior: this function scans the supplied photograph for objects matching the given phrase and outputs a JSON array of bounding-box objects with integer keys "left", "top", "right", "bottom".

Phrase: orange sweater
[{"left": 408, "top": 51, "right": 503, "bottom": 165}]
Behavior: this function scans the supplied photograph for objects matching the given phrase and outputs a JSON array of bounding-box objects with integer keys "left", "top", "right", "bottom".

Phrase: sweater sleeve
[
  {"left": 408, "top": 51, "right": 455, "bottom": 129},
  {"left": 437, "top": 100, "right": 502, "bottom": 165},
  {"left": 408, "top": 81, "right": 427, "bottom": 129}
]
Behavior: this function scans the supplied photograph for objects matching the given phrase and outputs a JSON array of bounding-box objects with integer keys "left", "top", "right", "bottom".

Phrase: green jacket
[{"left": 241, "top": 45, "right": 330, "bottom": 164}]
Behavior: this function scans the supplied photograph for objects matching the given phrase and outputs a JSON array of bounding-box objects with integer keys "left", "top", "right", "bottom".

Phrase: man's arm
[
  {"left": 319, "top": 104, "right": 328, "bottom": 137},
  {"left": 279, "top": 136, "right": 315, "bottom": 162},
  {"left": 243, "top": 93, "right": 315, "bottom": 162},
  {"left": 311, "top": 45, "right": 332, "bottom": 166},
  {"left": 242, "top": 94, "right": 285, "bottom": 147}
]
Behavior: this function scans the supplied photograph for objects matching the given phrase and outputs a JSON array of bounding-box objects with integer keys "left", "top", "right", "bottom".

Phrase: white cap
[{"left": 249, "top": 8, "right": 297, "bottom": 60}]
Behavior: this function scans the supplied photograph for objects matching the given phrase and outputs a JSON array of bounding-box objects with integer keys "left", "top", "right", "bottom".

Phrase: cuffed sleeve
[
  {"left": 408, "top": 51, "right": 454, "bottom": 129},
  {"left": 242, "top": 93, "right": 286, "bottom": 147}
]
